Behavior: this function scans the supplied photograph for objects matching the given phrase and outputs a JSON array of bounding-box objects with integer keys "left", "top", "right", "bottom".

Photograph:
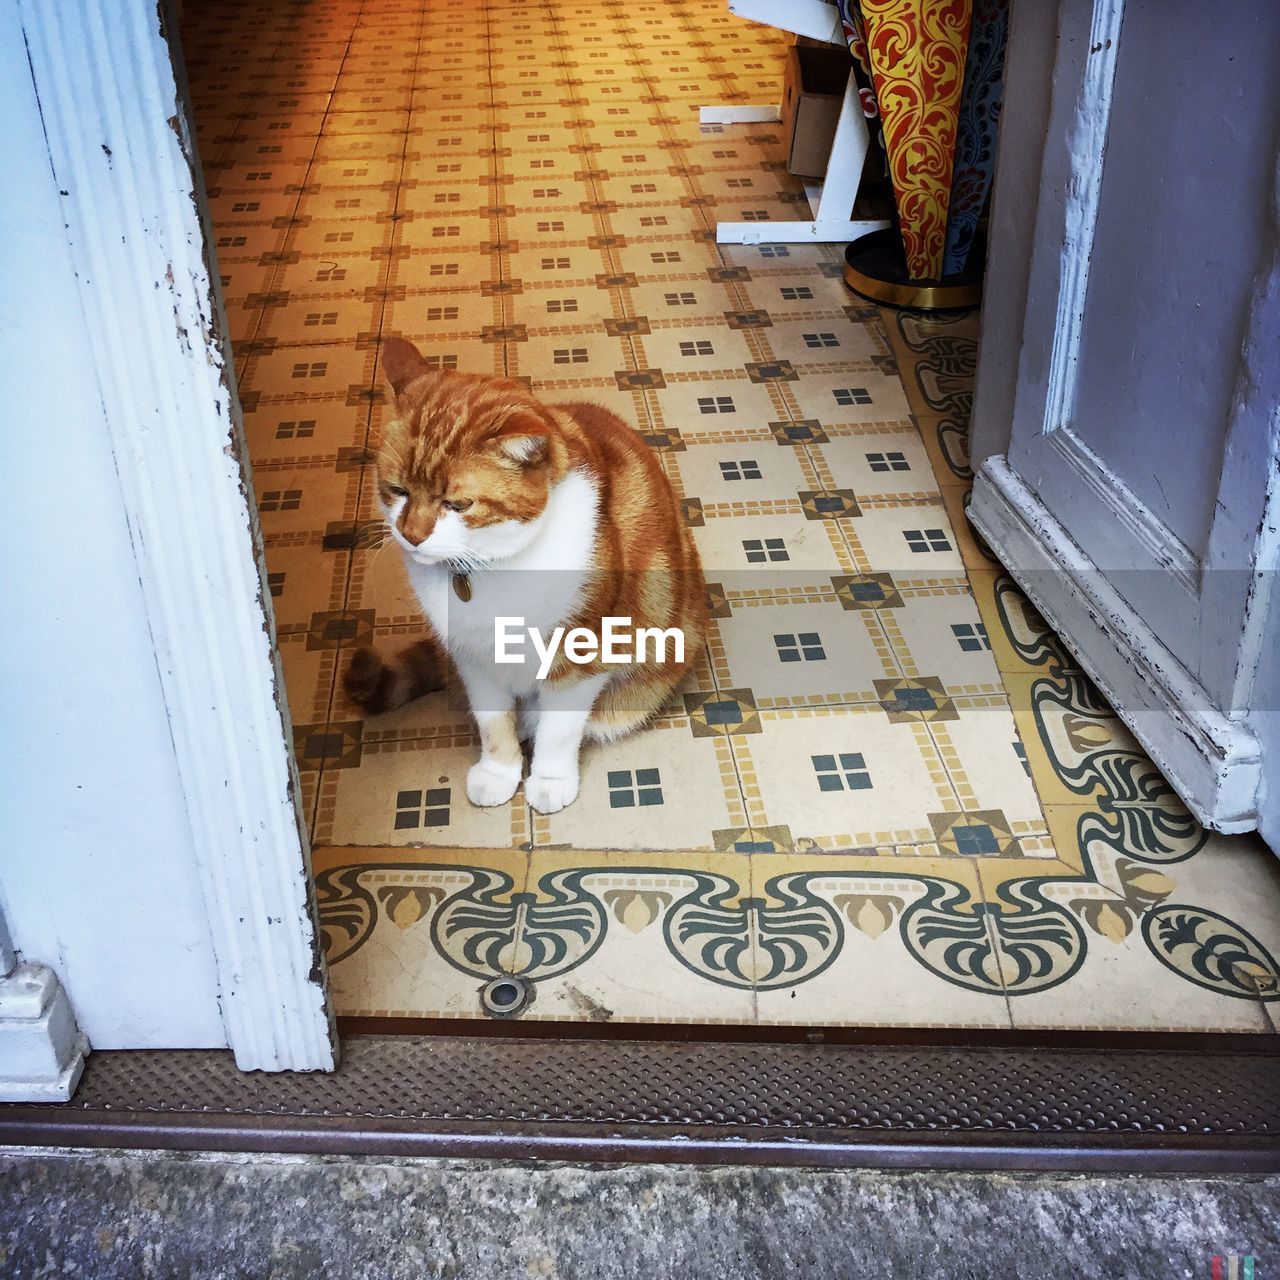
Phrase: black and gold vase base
[{"left": 843, "top": 228, "right": 984, "bottom": 312}]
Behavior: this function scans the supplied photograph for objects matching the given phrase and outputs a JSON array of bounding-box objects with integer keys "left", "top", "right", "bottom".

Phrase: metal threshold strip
[{"left": 2, "top": 1032, "right": 1277, "bottom": 1173}]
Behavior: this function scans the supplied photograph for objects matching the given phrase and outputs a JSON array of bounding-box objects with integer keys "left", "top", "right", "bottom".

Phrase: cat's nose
[{"left": 397, "top": 508, "right": 436, "bottom": 546}]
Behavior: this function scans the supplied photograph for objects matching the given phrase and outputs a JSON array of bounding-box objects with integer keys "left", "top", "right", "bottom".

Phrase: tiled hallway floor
[{"left": 183, "top": 0, "right": 1280, "bottom": 1029}]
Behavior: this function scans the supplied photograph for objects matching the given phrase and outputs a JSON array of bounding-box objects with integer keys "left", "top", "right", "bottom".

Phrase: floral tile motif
[
  {"left": 312, "top": 846, "right": 531, "bottom": 1020},
  {"left": 187, "top": 0, "right": 1280, "bottom": 1030}
]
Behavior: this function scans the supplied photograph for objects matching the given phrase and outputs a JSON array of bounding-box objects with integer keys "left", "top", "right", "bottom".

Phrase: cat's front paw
[
  {"left": 525, "top": 772, "right": 579, "bottom": 814},
  {"left": 467, "top": 760, "right": 521, "bottom": 807}
]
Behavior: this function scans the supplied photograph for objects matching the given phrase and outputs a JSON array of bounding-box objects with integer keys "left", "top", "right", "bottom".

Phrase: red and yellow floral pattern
[{"left": 860, "top": 0, "right": 973, "bottom": 280}]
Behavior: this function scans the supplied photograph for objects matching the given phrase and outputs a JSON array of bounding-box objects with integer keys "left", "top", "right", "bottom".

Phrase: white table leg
[
  {"left": 814, "top": 68, "right": 867, "bottom": 223},
  {"left": 705, "top": 69, "right": 890, "bottom": 245},
  {"left": 699, "top": 105, "right": 781, "bottom": 124},
  {"left": 727, "top": 0, "right": 846, "bottom": 44}
]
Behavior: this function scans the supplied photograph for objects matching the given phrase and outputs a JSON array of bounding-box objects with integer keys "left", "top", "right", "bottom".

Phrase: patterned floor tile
[
  {"left": 888, "top": 580, "right": 1002, "bottom": 689},
  {"left": 542, "top": 724, "right": 738, "bottom": 853},
  {"left": 516, "top": 852, "right": 759, "bottom": 1025},
  {"left": 318, "top": 731, "right": 525, "bottom": 850},
  {"left": 243, "top": 402, "right": 370, "bottom": 465},
  {"left": 746, "top": 710, "right": 948, "bottom": 850},
  {"left": 985, "top": 839, "right": 1280, "bottom": 1033},
  {"left": 933, "top": 706, "right": 1046, "bottom": 829},
  {"left": 716, "top": 595, "right": 887, "bottom": 702},
  {"left": 850, "top": 499, "right": 967, "bottom": 577},
  {"left": 693, "top": 509, "right": 850, "bottom": 577},
  {"left": 814, "top": 431, "right": 934, "bottom": 499},
  {"left": 750, "top": 857, "right": 1014, "bottom": 1028},
  {"left": 312, "top": 845, "right": 532, "bottom": 1020}
]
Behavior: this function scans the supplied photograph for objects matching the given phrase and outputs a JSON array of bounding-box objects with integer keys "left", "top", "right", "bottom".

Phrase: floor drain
[{"left": 480, "top": 976, "right": 530, "bottom": 1018}]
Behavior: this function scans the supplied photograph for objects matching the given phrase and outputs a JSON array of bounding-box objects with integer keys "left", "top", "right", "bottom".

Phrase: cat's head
[{"left": 376, "top": 336, "right": 563, "bottom": 568}]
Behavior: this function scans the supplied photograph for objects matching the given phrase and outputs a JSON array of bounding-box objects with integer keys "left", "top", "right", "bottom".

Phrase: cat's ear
[
  {"left": 380, "top": 335, "right": 434, "bottom": 399},
  {"left": 496, "top": 433, "right": 549, "bottom": 468},
  {"left": 493, "top": 409, "right": 550, "bottom": 468}
]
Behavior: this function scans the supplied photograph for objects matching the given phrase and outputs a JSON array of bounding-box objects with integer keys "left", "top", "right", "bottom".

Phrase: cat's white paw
[
  {"left": 525, "top": 772, "right": 579, "bottom": 814},
  {"left": 467, "top": 760, "right": 521, "bottom": 807}
]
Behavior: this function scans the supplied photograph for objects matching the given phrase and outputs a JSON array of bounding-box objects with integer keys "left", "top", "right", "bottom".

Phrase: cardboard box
[{"left": 781, "top": 38, "right": 851, "bottom": 179}]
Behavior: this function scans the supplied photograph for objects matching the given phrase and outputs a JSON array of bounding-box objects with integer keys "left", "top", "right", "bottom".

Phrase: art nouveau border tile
[
  {"left": 517, "top": 852, "right": 758, "bottom": 1025},
  {"left": 984, "top": 839, "right": 1280, "bottom": 1033},
  {"left": 312, "top": 846, "right": 531, "bottom": 1020}
]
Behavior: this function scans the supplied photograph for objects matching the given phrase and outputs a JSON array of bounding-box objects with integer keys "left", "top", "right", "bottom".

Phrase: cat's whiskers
[
  {"left": 449, "top": 549, "right": 499, "bottom": 577},
  {"left": 377, "top": 442, "right": 407, "bottom": 474},
  {"left": 361, "top": 521, "right": 402, "bottom": 567}
]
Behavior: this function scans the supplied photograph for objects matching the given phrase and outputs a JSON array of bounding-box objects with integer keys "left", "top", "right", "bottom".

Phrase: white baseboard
[{"left": 969, "top": 457, "right": 1262, "bottom": 833}]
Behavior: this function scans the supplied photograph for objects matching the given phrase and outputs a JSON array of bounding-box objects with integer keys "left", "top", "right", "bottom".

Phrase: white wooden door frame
[
  {"left": 969, "top": 0, "right": 1279, "bottom": 834},
  {"left": 16, "top": 0, "right": 336, "bottom": 1071}
]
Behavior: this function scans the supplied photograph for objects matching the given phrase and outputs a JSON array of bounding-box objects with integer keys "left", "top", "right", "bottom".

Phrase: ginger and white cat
[{"left": 345, "top": 335, "right": 707, "bottom": 815}]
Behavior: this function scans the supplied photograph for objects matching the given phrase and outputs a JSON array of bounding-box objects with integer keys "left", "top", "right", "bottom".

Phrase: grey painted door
[{"left": 969, "top": 0, "right": 1280, "bottom": 842}]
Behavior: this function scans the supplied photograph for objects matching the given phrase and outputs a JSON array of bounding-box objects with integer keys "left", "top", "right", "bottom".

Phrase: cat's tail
[
  {"left": 586, "top": 609, "right": 708, "bottom": 741},
  {"left": 343, "top": 638, "right": 447, "bottom": 714},
  {"left": 585, "top": 668, "right": 681, "bottom": 742}
]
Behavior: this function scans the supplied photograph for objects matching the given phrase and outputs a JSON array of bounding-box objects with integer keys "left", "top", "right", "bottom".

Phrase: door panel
[
  {"left": 1005, "top": 0, "right": 1280, "bottom": 691},
  {"left": 970, "top": 0, "right": 1280, "bottom": 835},
  {"left": 1068, "top": 0, "right": 1274, "bottom": 559}
]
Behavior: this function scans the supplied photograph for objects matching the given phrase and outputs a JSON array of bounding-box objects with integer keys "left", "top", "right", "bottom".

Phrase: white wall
[{"left": 0, "top": 0, "right": 225, "bottom": 1049}]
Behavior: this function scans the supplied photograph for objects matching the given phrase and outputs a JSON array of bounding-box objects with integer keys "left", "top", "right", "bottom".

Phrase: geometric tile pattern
[
  {"left": 187, "top": 0, "right": 1280, "bottom": 1032},
  {"left": 186, "top": 0, "right": 1026, "bottom": 858}
]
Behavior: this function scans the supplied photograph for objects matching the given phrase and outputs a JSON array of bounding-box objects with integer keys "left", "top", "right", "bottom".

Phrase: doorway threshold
[{"left": 3, "top": 1033, "right": 1278, "bottom": 1174}]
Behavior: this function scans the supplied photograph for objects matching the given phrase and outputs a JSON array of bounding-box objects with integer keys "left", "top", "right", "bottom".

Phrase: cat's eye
[
  {"left": 442, "top": 498, "right": 473, "bottom": 513},
  {"left": 386, "top": 484, "right": 409, "bottom": 498}
]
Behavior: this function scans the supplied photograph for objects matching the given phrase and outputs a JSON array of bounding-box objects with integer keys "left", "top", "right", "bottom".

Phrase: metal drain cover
[{"left": 480, "top": 976, "right": 530, "bottom": 1018}]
